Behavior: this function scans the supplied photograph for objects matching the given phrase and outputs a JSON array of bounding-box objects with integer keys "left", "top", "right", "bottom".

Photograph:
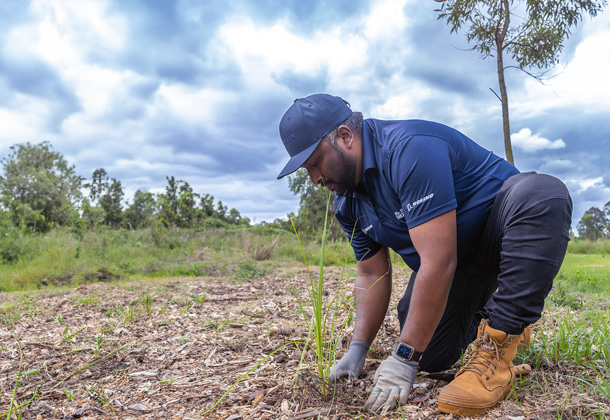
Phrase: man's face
[{"left": 302, "top": 136, "right": 358, "bottom": 196}]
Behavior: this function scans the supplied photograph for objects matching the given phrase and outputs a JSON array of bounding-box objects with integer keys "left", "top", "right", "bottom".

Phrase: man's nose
[{"left": 307, "top": 168, "right": 322, "bottom": 185}]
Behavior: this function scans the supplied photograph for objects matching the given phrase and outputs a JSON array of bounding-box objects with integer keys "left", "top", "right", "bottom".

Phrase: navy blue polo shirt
[{"left": 334, "top": 119, "right": 519, "bottom": 271}]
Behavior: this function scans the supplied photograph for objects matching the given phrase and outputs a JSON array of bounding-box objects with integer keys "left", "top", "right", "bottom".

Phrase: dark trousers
[{"left": 397, "top": 172, "right": 573, "bottom": 373}]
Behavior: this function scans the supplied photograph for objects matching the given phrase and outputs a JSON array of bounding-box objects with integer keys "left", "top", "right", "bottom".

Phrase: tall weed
[{"left": 568, "top": 239, "right": 610, "bottom": 255}]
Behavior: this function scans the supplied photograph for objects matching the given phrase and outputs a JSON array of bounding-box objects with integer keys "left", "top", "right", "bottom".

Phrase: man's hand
[
  {"left": 329, "top": 341, "right": 369, "bottom": 382},
  {"left": 363, "top": 354, "right": 418, "bottom": 412}
]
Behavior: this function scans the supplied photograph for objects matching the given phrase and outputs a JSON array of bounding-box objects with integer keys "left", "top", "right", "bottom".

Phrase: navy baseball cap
[{"left": 277, "top": 93, "right": 352, "bottom": 179}]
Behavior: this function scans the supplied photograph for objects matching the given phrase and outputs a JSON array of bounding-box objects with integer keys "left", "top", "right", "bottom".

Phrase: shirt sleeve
[
  {"left": 334, "top": 195, "right": 383, "bottom": 261},
  {"left": 388, "top": 135, "right": 457, "bottom": 229}
]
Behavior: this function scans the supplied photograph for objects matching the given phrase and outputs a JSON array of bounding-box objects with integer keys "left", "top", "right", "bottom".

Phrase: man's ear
[{"left": 337, "top": 125, "right": 354, "bottom": 148}]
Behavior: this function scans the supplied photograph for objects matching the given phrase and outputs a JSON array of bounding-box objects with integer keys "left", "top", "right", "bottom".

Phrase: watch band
[{"left": 394, "top": 342, "right": 422, "bottom": 362}]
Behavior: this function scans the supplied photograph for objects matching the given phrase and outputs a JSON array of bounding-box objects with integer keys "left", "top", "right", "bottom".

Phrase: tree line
[
  {"left": 1, "top": 141, "right": 608, "bottom": 255},
  {"left": 0, "top": 142, "right": 249, "bottom": 237},
  {"left": 577, "top": 203, "right": 610, "bottom": 240}
]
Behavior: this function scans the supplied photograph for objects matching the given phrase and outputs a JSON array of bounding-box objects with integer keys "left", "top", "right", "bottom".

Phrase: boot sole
[
  {"left": 438, "top": 376, "right": 516, "bottom": 417},
  {"left": 438, "top": 401, "right": 500, "bottom": 417}
]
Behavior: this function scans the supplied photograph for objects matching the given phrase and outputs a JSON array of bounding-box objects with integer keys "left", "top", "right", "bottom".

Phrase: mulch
[{"left": 0, "top": 265, "right": 607, "bottom": 419}]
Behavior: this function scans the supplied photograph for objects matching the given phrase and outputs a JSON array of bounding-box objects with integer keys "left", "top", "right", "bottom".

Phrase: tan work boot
[
  {"left": 519, "top": 326, "right": 531, "bottom": 349},
  {"left": 438, "top": 320, "right": 521, "bottom": 416}
]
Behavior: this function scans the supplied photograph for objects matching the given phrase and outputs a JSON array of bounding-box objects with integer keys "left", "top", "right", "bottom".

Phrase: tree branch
[
  {"left": 503, "top": 65, "right": 563, "bottom": 85},
  {"left": 489, "top": 88, "right": 502, "bottom": 102}
]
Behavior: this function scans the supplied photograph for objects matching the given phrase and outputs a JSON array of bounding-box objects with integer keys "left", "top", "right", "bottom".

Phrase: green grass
[
  {"left": 0, "top": 226, "right": 358, "bottom": 292},
  {"left": 567, "top": 238, "right": 610, "bottom": 255},
  {"left": 509, "top": 251, "right": 610, "bottom": 412},
  {"left": 555, "top": 253, "right": 610, "bottom": 296}
]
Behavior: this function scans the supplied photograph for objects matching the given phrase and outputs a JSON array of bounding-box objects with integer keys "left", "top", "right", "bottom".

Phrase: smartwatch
[{"left": 394, "top": 342, "right": 422, "bottom": 362}]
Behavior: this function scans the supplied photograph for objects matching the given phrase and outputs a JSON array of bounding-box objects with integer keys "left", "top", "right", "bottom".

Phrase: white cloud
[
  {"left": 364, "top": 0, "right": 409, "bottom": 41},
  {"left": 512, "top": 11, "right": 610, "bottom": 118},
  {"left": 215, "top": 17, "right": 370, "bottom": 90},
  {"left": 511, "top": 128, "right": 566, "bottom": 153}
]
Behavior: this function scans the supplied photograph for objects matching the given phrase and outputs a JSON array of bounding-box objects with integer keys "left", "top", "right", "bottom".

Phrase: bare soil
[{"left": 0, "top": 265, "right": 607, "bottom": 419}]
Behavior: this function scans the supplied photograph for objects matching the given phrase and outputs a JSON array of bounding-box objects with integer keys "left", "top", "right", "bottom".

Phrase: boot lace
[{"left": 459, "top": 333, "right": 503, "bottom": 381}]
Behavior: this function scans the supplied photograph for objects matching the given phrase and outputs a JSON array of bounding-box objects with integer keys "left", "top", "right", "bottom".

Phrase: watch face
[{"left": 396, "top": 343, "right": 414, "bottom": 360}]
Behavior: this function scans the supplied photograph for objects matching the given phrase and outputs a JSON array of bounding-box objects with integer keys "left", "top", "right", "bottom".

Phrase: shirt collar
[
  {"left": 362, "top": 119, "right": 378, "bottom": 174},
  {"left": 351, "top": 119, "right": 377, "bottom": 199}
]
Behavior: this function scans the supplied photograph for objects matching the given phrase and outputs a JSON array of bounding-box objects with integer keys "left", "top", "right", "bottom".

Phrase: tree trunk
[{"left": 497, "top": 0, "right": 514, "bottom": 165}]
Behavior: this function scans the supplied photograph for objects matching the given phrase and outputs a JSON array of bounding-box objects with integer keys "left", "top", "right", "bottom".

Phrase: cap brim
[{"left": 277, "top": 139, "right": 322, "bottom": 179}]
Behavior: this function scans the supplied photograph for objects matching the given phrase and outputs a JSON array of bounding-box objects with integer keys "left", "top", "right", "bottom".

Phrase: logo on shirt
[
  {"left": 394, "top": 208, "right": 404, "bottom": 220},
  {"left": 406, "top": 193, "right": 434, "bottom": 212},
  {"left": 362, "top": 224, "right": 373, "bottom": 234}
]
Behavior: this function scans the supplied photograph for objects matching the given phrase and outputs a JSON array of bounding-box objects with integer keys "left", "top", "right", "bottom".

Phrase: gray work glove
[
  {"left": 328, "top": 341, "right": 369, "bottom": 382},
  {"left": 363, "top": 354, "right": 418, "bottom": 412}
]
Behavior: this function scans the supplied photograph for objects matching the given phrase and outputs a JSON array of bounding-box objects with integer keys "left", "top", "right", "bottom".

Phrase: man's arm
[
  {"left": 363, "top": 210, "right": 457, "bottom": 412},
  {"left": 351, "top": 246, "right": 392, "bottom": 345},
  {"left": 398, "top": 209, "right": 458, "bottom": 352},
  {"left": 328, "top": 246, "right": 391, "bottom": 382}
]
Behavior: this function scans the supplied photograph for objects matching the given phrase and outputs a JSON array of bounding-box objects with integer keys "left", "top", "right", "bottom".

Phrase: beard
[{"left": 326, "top": 145, "right": 358, "bottom": 196}]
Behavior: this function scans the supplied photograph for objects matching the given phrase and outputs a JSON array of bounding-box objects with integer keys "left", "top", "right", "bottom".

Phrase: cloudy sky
[{"left": 1, "top": 0, "right": 609, "bottom": 230}]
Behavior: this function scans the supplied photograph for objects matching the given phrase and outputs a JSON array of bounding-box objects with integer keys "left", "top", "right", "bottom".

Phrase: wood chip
[{"left": 252, "top": 392, "right": 264, "bottom": 408}]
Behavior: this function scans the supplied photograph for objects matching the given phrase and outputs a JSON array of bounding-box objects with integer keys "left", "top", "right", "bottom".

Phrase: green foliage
[
  {"left": 437, "top": 0, "right": 607, "bottom": 69},
  {"left": 81, "top": 198, "right": 105, "bottom": 230},
  {"left": 0, "top": 225, "right": 358, "bottom": 292},
  {"left": 555, "top": 253, "right": 610, "bottom": 296},
  {"left": 0, "top": 142, "right": 249, "bottom": 235},
  {"left": 156, "top": 177, "right": 248, "bottom": 229},
  {"left": 84, "top": 168, "right": 125, "bottom": 229},
  {"left": 568, "top": 237, "right": 610, "bottom": 254},
  {"left": 100, "top": 178, "right": 124, "bottom": 228},
  {"left": 124, "top": 190, "right": 157, "bottom": 229},
  {"left": 577, "top": 204, "right": 609, "bottom": 240},
  {"left": 289, "top": 193, "right": 357, "bottom": 399},
  {"left": 526, "top": 308, "right": 610, "bottom": 366},
  {"left": 0, "top": 141, "right": 84, "bottom": 231},
  {"left": 234, "top": 261, "right": 266, "bottom": 279},
  {"left": 0, "top": 211, "right": 21, "bottom": 264},
  {"left": 548, "top": 281, "right": 582, "bottom": 310}
]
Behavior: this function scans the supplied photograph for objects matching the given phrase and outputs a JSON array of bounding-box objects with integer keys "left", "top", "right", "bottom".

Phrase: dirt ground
[{"left": 0, "top": 265, "right": 607, "bottom": 419}]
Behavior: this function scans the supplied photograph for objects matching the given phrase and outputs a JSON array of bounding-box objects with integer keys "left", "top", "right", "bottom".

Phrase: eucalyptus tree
[
  {"left": 124, "top": 190, "right": 157, "bottom": 229},
  {"left": 577, "top": 206, "right": 607, "bottom": 240},
  {"left": 436, "top": 0, "right": 607, "bottom": 164},
  {"left": 0, "top": 141, "right": 83, "bottom": 230}
]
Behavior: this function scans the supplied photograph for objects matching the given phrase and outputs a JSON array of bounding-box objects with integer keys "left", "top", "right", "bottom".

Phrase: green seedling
[
  {"left": 62, "top": 327, "right": 85, "bottom": 342},
  {"left": 91, "top": 336, "right": 103, "bottom": 354},
  {"left": 181, "top": 297, "right": 194, "bottom": 313},
  {"left": 124, "top": 305, "right": 135, "bottom": 323},
  {"left": 288, "top": 190, "right": 368, "bottom": 399},
  {"left": 192, "top": 293, "right": 206, "bottom": 303},
  {"left": 63, "top": 388, "right": 75, "bottom": 401},
  {"left": 85, "top": 385, "right": 108, "bottom": 404},
  {"left": 569, "top": 363, "right": 610, "bottom": 401},
  {"left": 76, "top": 294, "right": 99, "bottom": 306},
  {"left": 57, "top": 314, "right": 63, "bottom": 324},
  {"left": 142, "top": 293, "right": 153, "bottom": 316}
]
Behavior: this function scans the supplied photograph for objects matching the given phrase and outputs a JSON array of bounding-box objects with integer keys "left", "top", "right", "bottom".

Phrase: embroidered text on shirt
[{"left": 406, "top": 193, "right": 434, "bottom": 212}]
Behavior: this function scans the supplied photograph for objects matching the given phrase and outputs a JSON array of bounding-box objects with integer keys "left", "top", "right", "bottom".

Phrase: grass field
[{"left": 557, "top": 253, "right": 610, "bottom": 296}]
